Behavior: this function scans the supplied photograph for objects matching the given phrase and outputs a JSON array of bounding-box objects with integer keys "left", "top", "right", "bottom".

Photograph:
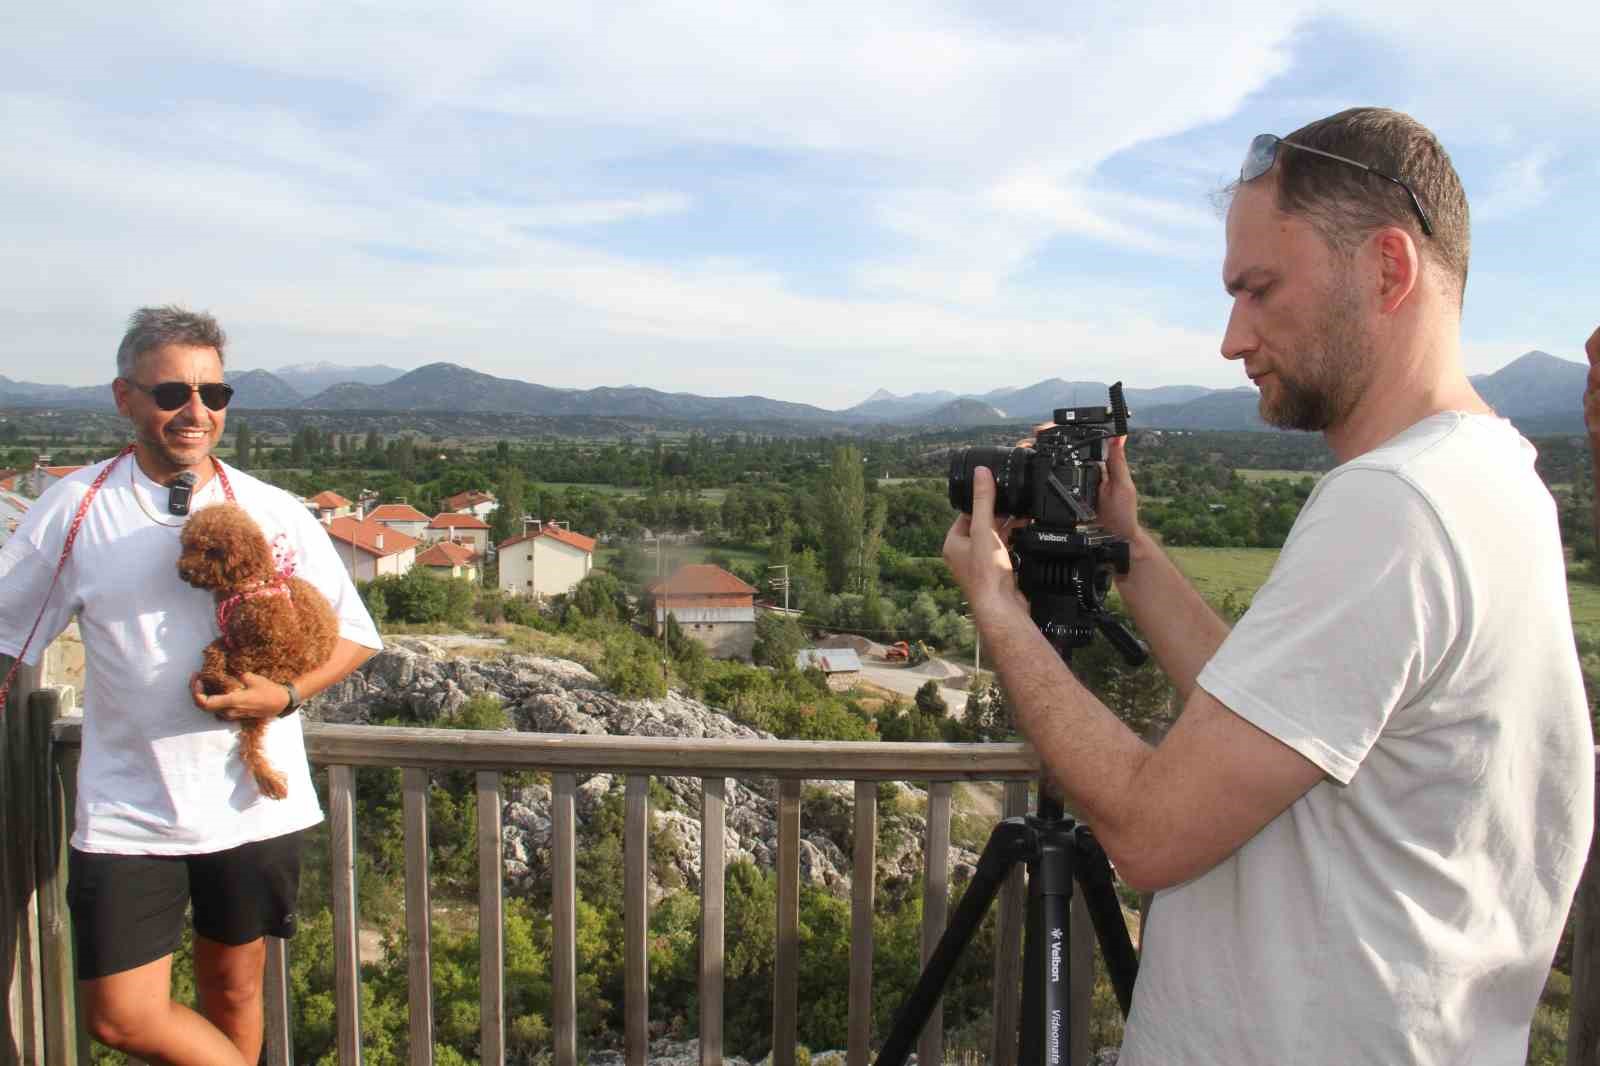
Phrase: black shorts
[{"left": 66, "top": 829, "right": 306, "bottom": 981}]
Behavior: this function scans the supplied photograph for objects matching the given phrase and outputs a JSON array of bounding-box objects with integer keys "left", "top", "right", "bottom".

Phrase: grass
[
  {"left": 1164, "top": 546, "right": 1282, "bottom": 605},
  {"left": 1236, "top": 468, "right": 1322, "bottom": 483},
  {"left": 598, "top": 542, "right": 770, "bottom": 575}
]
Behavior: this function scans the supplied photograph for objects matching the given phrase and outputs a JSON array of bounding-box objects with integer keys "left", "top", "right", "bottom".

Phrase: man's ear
[
  {"left": 1374, "top": 226, "right": 1421, "bottom": 314},
  {"left": 111, "top": 377, "right": 133, "bottom": 418}
]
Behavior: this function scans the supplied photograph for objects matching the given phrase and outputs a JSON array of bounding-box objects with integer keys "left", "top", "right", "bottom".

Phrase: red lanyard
[{"left": 0, "top": 446, "right": 237, "bottom": 708}]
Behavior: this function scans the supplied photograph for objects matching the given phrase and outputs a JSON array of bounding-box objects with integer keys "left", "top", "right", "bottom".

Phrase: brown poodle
[{"left": 177, "top": 503, "right": 338, "bottom": 799}]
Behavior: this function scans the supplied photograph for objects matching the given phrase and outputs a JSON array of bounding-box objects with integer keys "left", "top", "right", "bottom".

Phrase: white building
[
  {"left": 0, "top": 490, "right": 29, "bottom": 547},
  {"left": 443, "top": 489, "right": 498, "bottom": 520},
  {"left": 425, "top": 512, "right": 491, "bottom": 555},
  {"left": 324, "top": 515, "right": 419, "bottom": 582},
  {"left": 497, "top": 520, "right": 595, "bottom": 600},
  {"left": 415, "top": 540, "right": 480, "bottom": 582}
]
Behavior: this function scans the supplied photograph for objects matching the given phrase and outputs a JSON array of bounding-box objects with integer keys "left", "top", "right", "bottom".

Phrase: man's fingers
[{"left": 969, "top": 466, "right": 997, "bottom": 536}]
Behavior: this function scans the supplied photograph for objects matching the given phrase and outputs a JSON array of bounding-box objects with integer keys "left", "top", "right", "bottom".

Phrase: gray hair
[{"left": 115, "top": 305, "right": 228, "bottom": 378}]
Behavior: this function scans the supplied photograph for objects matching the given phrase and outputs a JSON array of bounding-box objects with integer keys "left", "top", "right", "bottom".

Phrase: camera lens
[{"left": 948, "top": 446, "right": 1033, "bottom": 517}]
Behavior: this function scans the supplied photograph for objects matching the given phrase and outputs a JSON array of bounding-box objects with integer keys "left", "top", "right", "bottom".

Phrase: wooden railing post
[
  {"left": 31, "top": 688, "right": 77, "bottom": 1066},
  {"left": 918, "top": 782, "right": 952, "bottom": 1066},
  {"left": 699, "top": 777, "right": 726, "bottom": 1066},
  {"left": 773, "top": 779, "right": 801, "bottom": 1066},
  {"left": 551, "top": 772, "right": 577, "bottom": 1066},
  {"left": 477, "top": 771, "right": 505, "bottom": 1066},
  {"left": 624, "top": 775, "right": 650, "bottom": 1066},
  {"left": 402, "top": 767, "right": 434, "bottom": 1066},
  {"left": 847, "top": 781, "right": 877, "bottom": 1066},
  {"left": 1568, "top": 752, "right": 1600, "bottom": 1065},
  {"left": 3, "top": 659, "right": 46, "bottom": 1066},
  {"left": 328, "top": 764, "right": 363, "bottom": 1066}
]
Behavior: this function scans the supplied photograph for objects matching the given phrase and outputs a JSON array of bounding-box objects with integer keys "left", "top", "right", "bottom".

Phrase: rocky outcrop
[{"left": 309, "top": 638, "right": 980, "bottom": 899}]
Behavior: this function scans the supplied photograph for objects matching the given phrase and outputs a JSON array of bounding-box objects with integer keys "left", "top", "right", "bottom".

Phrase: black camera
[
  {"left": 947, "top": 383, "right": 1129, "bottom": 526},
  {"left": 946, "top": 383, "right": 1146, "bottom": 665}
]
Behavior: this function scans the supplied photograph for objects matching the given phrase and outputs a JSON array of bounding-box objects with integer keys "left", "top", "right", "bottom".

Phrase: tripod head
[{"left": 1011, "top": 525, "right": 1148, "bottom": 668}]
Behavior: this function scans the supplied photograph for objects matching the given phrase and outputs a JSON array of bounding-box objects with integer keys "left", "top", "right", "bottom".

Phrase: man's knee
[{"left": 194, "top": 935, "right": 266, "bottom": 1017}]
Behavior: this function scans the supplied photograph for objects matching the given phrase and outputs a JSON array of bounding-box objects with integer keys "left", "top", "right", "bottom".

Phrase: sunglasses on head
[
  {"left": 125, "top": 379, "right": 235, "bottom": 411},
  {"left": 1241, "top": 133, "right": 1434, "bottom": 237}
]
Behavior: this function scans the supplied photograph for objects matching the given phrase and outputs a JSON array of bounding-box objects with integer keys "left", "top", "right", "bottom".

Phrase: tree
[
  {"left": 751, "top": 611, "right": 808, "bottom": 670},
  {"left": 234, "top": 420, "right": 252, "bottom": 465},
  {"left": 914, "top": 679, "right": 948, "bottom": 717},
  {"left": 821, "top": 445, "right": 883, "bottom": 594}
]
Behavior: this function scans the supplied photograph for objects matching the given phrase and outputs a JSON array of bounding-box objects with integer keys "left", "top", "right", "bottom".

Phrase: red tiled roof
[
  {"left": 647, "top": 564, "right": 758, "bottom": 597},
  {"left": 368, "top": 503, "right": 430, "bottom": 523},
  {"left": 498, "top": 524, "right": 597, "bottom": 554},
  {"left": 444, "top": 490, "right": 496, "bottom": 511},
  {"left": 43, "top": 465, "right": 85, "bottom": 478},
  {"left": 429, "top": 513, "right": 489, "bottom": 529},
  {"left": 415, "top": 541, "right": 477, "bottom": 567},
  {"left": 310, "top": 490, "right": 352, "bottom": 509},
  {"left": 325, "top": 516, "right": 419, "bottom": 557}
]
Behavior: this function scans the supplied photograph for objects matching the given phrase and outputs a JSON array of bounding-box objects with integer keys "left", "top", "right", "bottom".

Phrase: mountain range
[{"left": 0, "top": 351, "right": 1587, "bottom": 434}]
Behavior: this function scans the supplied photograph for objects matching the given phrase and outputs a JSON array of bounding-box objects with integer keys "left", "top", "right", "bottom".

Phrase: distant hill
[
  {"left": 1468, "top": 351, "right": 1585, "bottom": 422},
  {"left": 271, "top": 361, "right": 408, "bottom": 396},
  {"left": 1, "top": 349, "right": 1587, "bottom": 432},
  {"left": 226, "top": 369, "right": 303, "bottom": 409}
]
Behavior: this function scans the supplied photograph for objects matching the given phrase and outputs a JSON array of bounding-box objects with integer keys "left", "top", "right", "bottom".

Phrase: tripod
[{"left": 877, "top": 534, "right": 1147, "bottom": 1066}]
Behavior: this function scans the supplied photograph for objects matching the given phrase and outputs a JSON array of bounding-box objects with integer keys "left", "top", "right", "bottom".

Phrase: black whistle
[{"left": 167, "top": 472, "right": 198, "bottom": 516}]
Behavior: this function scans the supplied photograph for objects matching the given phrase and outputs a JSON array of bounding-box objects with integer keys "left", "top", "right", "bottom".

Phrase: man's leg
[
  {"left": 79, "top": 954, "right": 250, "bottom": 1066},
  {"left": 194, "top": 934, "right": 268, "bottom": 1064}
]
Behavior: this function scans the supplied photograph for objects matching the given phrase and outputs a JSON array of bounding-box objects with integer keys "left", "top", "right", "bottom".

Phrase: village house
[
  {"left": 497, "top": 520, "right": 595, "bottom": 601},
  {"left": 414, "top": 540, "right": 480, "bottom": 583},
  {"left": 308, "top": 490, "right": 354, "bottom": 522},
  {"left": 0, "top": 490, "right": 29, "bottom": 547},
  {"left": 19, "top": 457, "right": 85, "bottom": 499},
  {"left": 425, "top": 512, "right": 490, "bottom": 555},
  {"left": 366, "top": 502, "right": 431, "bottom": 541},
  {"left": 443, "top": 489, "right": 497, "bottom": 520},
  {"left": 794, "top": 648, "right": 864, "bottom": 692},
  {"left": 324, "top": 515, "right": 418, "bottom": 582},
  {"left": 645, "top": 564, "right": 758, "bottom": 661}
]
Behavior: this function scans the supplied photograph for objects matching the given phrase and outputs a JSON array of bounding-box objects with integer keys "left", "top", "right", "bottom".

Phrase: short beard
[{"left": 1259, "top": 267, "right": 1376, "bottom": 432}]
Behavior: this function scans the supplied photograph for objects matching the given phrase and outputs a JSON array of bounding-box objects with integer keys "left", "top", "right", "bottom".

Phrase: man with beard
[
  {"left": 945, "top": 108, "right": 1592, "bottom": 1064},
  {"left": 0, "top": 306, "right": 380, "bottom": 1065}
]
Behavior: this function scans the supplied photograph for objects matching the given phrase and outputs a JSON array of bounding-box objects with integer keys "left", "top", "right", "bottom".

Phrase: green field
[
  {"left": 1166, "top": 546, "right": 1282, "bottom": 604},
  {"left": 598, "top": 542, "right": 769, "bottom": 576},
  {"left": 530, "top": 481, "right": 724, "bottom": 501},
  {"left": 1236, "top": 469, "right": 1322, "bottom": 483}
]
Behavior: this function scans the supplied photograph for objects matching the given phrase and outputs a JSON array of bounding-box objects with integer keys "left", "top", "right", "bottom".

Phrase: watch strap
[{"left": 277, "top": 681, "right": 302, "bottom": 718}]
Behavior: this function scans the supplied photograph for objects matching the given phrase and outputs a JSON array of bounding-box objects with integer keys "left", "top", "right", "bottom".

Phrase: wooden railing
[
  {"left": 6, "top": 680, "right": 1123, "bottom": 1066},
  {"left": 10, "top": 675, "right": 1600, "bottom": 1066}
]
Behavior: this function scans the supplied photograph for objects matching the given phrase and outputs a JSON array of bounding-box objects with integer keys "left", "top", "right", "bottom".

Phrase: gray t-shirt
[{"left": 1119, "top": 413, "right": 1593, "bottom": 1065}]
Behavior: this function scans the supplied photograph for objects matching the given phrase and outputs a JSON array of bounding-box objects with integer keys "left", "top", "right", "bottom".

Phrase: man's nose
[{"left": 1220, "top": 301, "right": 1254, "bottom": 362}]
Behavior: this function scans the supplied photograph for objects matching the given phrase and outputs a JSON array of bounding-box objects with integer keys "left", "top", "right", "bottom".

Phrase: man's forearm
[
  {"left": 1113, "top": 530, "right": 1231, "bottom": 699},
  {"left": 974, "top": 590, "right": 1152, "bottom": 850},
  {"left": 293, "top": 638, "right": 375, "bottom": 702}
]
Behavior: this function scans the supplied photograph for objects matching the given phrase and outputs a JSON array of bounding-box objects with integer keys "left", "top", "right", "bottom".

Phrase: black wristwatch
[{"left": 278, "top": 681, "right": 302, "bottom": 718}]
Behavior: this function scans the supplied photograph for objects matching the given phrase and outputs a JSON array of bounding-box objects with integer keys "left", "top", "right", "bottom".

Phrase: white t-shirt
[
  {"left": 1119, "top": 413, "right": 1594, "bottom": 1066},
  {"left": 0, "top": 454, "right": 382, "bottom": 855}
]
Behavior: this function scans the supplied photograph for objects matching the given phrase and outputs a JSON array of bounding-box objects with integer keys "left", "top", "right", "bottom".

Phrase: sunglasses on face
[
  {"left": 124, "top": 379, "right": 235, "bottom": 411},
  {"left": 1241, "top": 133, "right": 1434, "bottom": 237}
]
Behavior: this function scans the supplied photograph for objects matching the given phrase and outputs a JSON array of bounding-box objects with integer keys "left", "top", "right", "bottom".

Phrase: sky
[{"left": 1, "top": 2, "right": 1596, "bottom": 411}]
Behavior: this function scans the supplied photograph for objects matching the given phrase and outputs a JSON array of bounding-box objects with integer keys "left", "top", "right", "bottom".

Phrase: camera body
[
  {"left": 946, "top": 383, "right": 1146, "bottom": 664},
  {"left": 947, "top": 383, "right": 1128, "bottom": 529}
]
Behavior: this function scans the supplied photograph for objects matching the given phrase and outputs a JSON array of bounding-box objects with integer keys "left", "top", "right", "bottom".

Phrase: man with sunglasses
[
  {"left": 0, "top": 305, "right": 380, "bottom": 1066},
  {"left": 946, "top": 108, "right": 1591, "bottom": 1063}
]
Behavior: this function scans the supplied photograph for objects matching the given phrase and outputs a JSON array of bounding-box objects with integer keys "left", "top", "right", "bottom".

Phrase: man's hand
[
  {"left": 191, "top": 671, "right": 291, "bottom": 721},
  {"left": 1096, "top": 435, "right": 1140, "bottom": 543},
  {"left": 943, "top": 466, "right": 1028, "bottom": 613},
  {"left": 1586, "top": 326, "right": 1600, "bottom": 440}
]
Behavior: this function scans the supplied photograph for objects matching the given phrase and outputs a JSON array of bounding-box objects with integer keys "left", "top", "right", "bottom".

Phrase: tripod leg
[
  {"left": 1072, "top": 828, "right": 1140, "bottom": 1017},
  {"left": 875, "top": 819, "right": 1035, "bottom": 1066}
]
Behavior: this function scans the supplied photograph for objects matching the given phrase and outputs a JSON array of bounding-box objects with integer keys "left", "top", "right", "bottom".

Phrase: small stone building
[
  {"left": 795, "top": 648, "right": 863, "bottom": 691},
  {"left": 647, "top": 564, "right": 758, "bottom": 661}
]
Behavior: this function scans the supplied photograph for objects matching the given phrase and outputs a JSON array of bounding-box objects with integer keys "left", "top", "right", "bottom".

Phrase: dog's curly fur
[{"left": 178, "top": 503, "right": 338, "bottom": 800}]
